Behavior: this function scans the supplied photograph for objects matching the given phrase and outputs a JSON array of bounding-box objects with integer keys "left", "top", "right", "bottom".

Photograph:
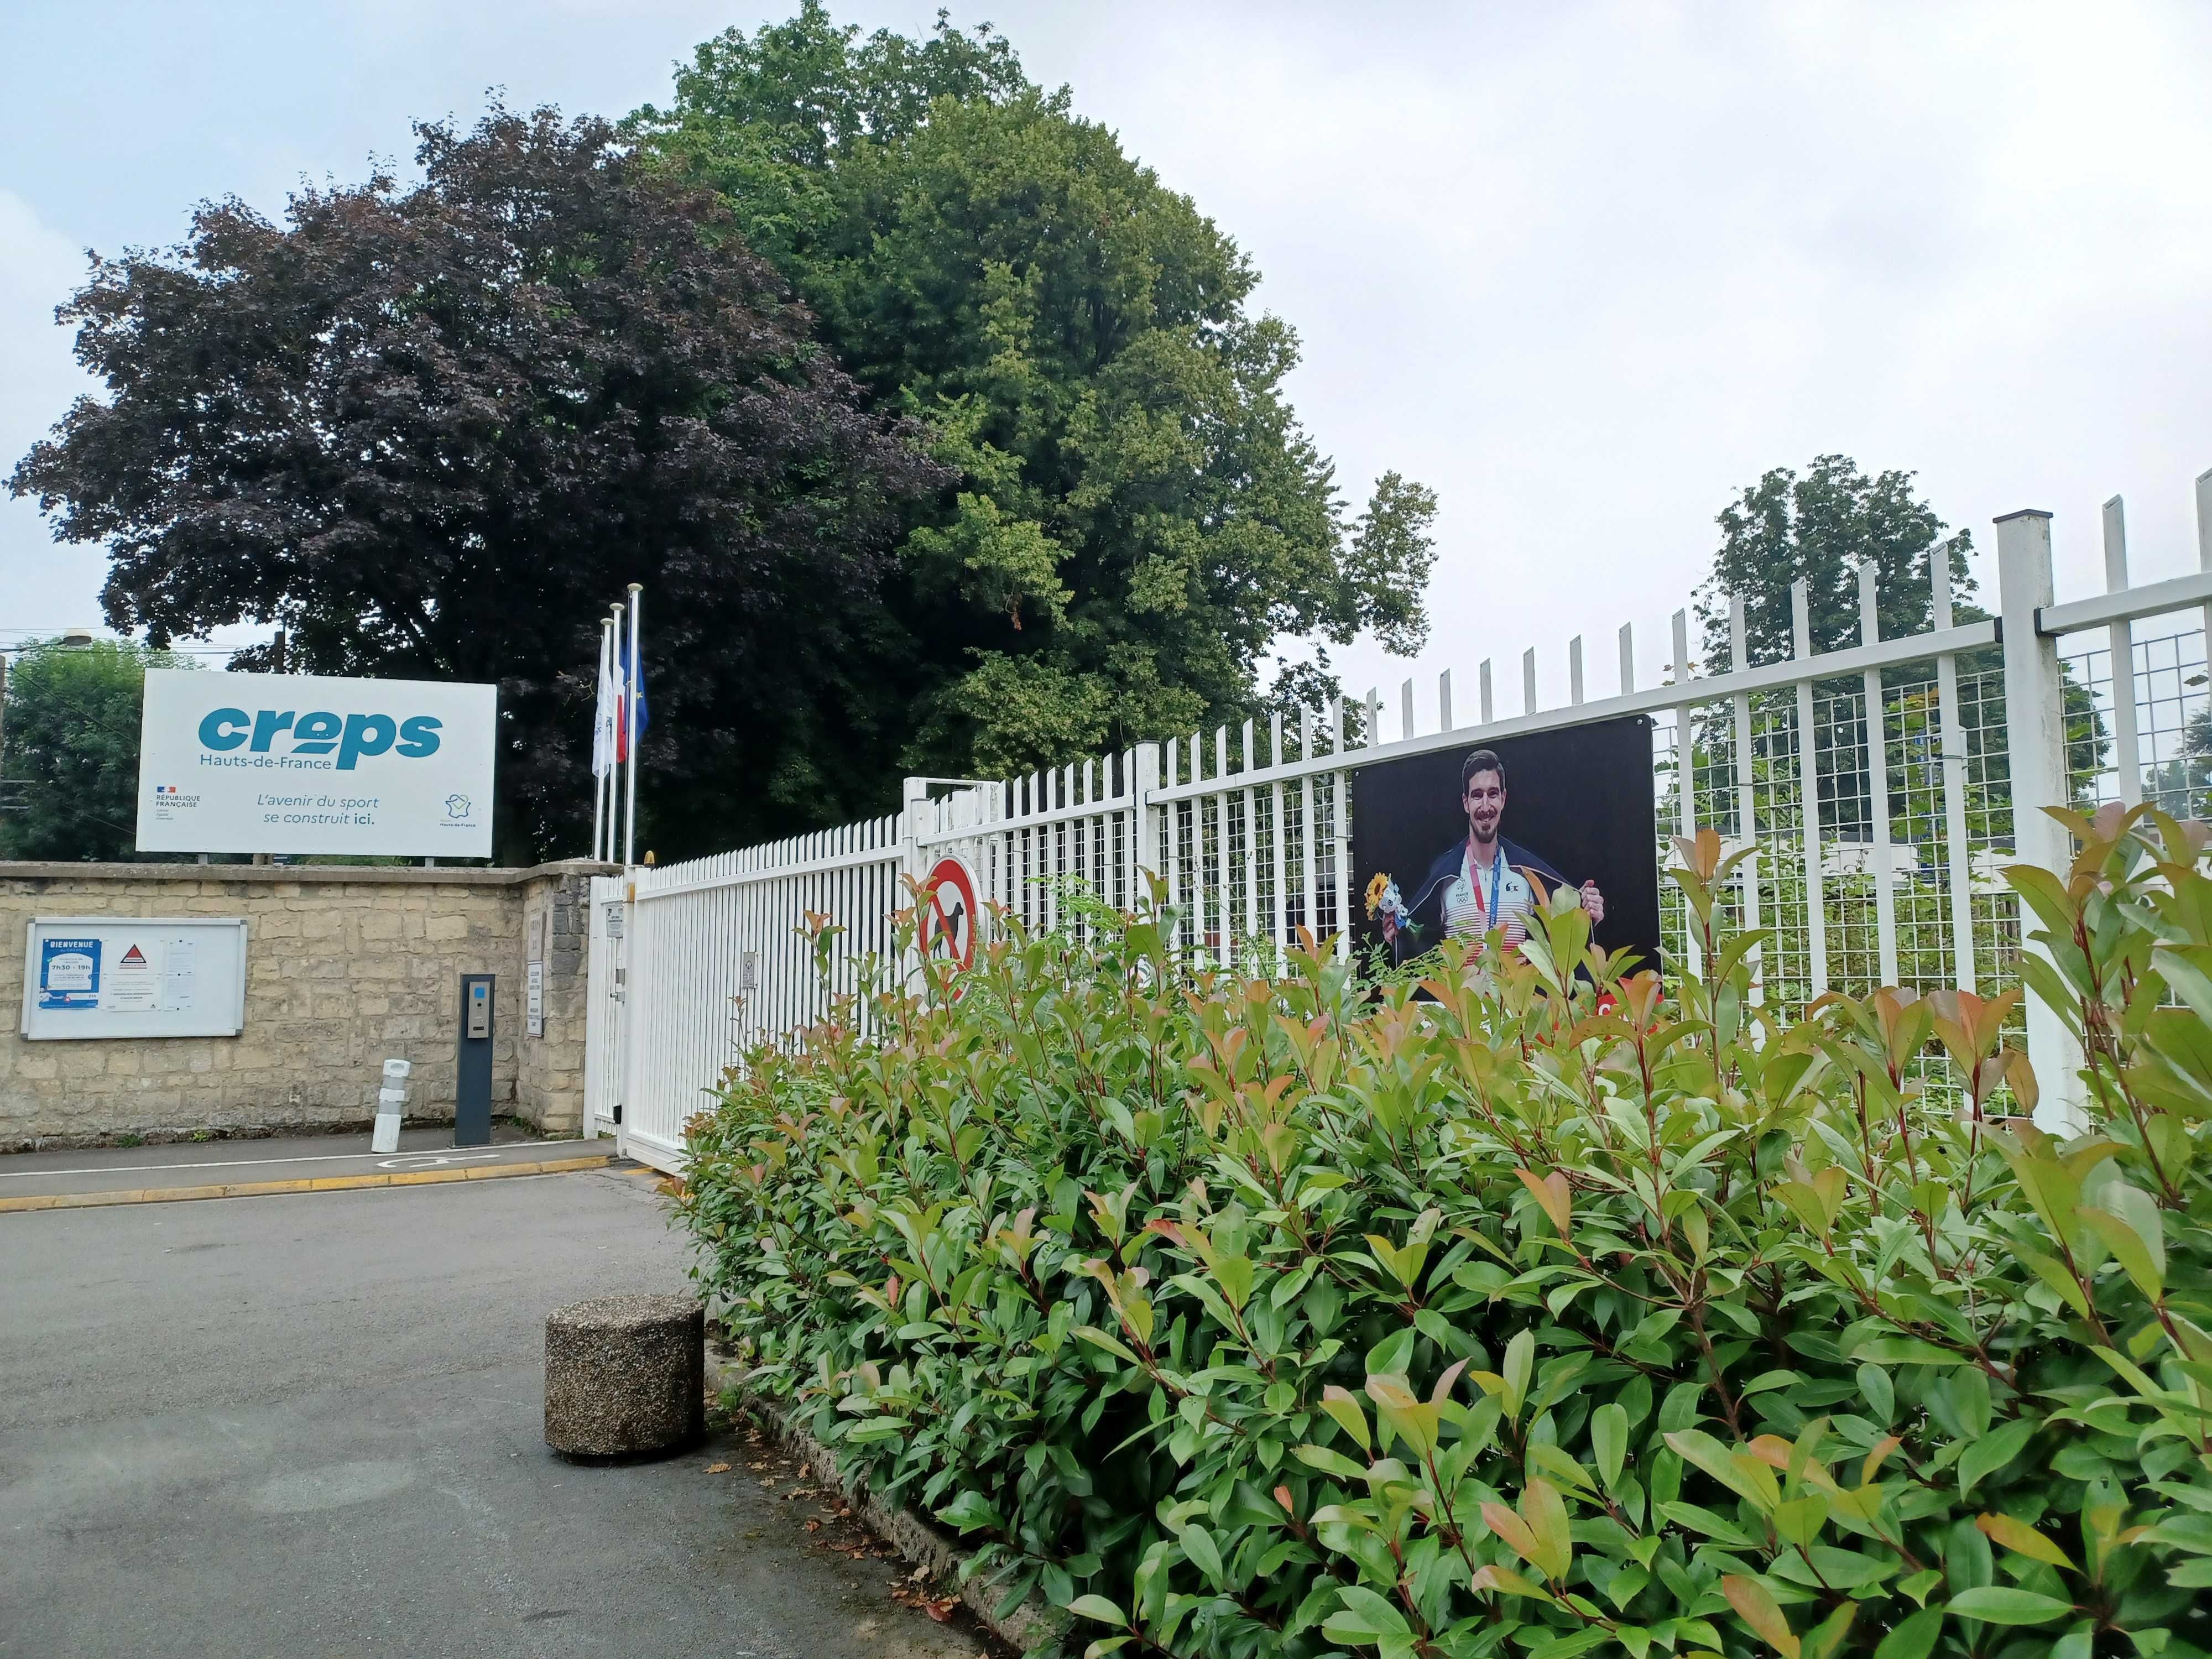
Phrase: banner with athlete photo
[{"left": 1349, "top": 714, "right": 1662, "bottom": 973}]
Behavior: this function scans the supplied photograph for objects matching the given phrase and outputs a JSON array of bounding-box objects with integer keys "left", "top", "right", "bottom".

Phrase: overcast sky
[{"left": 5, "top": 1, "right": 2210, "bottom": 720}]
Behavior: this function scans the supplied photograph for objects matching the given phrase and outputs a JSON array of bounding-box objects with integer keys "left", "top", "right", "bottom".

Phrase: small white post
[
  {"left": 1438, "top": 668, "right": 1453, "bottom": 731},
  {"left": 1522, "top": 648, "right": 1538, "bottom": 716},
  {"left": 1569, "top": 635, "right": 1585, "bottom": 705},
  {"left": 1996, "top": 508, "right": 2085, "bottom": 1130},
  {"left": 1479, "top": 659, "right": 1494, "bottom": 724},
  {"left": 373, "top": 1058, "right": 410, "bottom": 1152},
  {"left": 1859, "top": 564, "right": 1898, "bottom": 988},
  {"left": 1401, "top": 678, "right": 1415, "bottom": 743},
  {"left": 1791, "top": 580, "right": 1828, "bottom": 997},
  {"left": 1619, "top": 622, "right": 1635, "bottom": 696},
  {"left": 2104, "top": 497, "right": 2141, "bottom": 807}
]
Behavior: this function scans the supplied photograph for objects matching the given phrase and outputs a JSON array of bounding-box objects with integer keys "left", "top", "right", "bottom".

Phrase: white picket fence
[{"left": 586, "top": 469, "right": 2212, "bottom": 1173}]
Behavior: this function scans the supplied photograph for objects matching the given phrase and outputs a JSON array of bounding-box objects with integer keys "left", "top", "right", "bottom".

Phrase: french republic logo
[{"left": 119, "top": 945, "right": 149, "bottom": 966}]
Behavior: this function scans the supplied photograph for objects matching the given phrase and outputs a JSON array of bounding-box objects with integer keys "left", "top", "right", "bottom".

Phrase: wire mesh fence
[{"left": 1654, "top": 642, "right": 2022, "bottom": 1019}]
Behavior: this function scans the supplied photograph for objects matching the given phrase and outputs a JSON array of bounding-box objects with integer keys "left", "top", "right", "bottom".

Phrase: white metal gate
[
  {"left": 582, "top": 875, "right": 625, "bottom": 1142},
  {"left": 589, "top": 818, "right": 905, "bottom": 1173}
]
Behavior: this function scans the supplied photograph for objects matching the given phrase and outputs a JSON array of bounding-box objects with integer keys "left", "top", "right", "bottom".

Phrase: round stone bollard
[{"left": 544, "top": 1293, "right": 705, "bottom": 1460}]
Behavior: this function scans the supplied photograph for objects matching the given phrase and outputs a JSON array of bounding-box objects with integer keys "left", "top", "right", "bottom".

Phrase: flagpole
[
  {"left": 606, "top": 601, "right": 625, "bottom": 863},
  {"left": 592, "top": 616, "right": 612, "bottom": 862},
  {"left": 624, "top": 583, "right": 643, "bottom": 869}
]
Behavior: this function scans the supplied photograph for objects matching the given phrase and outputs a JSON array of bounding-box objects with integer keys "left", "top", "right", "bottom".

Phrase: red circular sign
[{"left": 919, "top": 856, "right": 979, "bottom": 969}]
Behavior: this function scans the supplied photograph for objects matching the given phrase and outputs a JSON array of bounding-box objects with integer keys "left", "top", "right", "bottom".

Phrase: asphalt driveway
[{"left": 0, "top": 1163, "right": 988, "bottom": 1658}]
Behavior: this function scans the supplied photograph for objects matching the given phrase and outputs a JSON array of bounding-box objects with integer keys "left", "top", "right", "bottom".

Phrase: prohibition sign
[{"left": 920, "top": 855, "right": 979, "bottom": 969}]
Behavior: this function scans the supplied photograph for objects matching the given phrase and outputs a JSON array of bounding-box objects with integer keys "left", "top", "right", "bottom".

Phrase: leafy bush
[{"left": 680, "top": 807, "right": 2212, "bottom": 1658}]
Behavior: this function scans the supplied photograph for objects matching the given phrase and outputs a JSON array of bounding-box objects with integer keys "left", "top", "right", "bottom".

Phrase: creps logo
[{"left": 196, "top": 708, "right": 444, "bottom": 771}]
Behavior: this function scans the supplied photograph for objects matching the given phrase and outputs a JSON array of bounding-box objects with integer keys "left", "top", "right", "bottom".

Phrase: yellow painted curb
[{"left": 0, "top": 1153, "right": 619, "bottom": 1214}]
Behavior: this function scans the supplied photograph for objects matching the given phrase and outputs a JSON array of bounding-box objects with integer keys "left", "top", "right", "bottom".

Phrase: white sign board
[
  {"left": 20, "top": 916, "right": 249, "bottom": 1040},
  {"left": 137, "top": 669, "right": 496, "bottom": 857}
]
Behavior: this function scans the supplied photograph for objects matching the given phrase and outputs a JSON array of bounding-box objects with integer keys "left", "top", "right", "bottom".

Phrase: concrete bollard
[{"left": 544, "top": 1294, "right": 705, "bottom": 1459}]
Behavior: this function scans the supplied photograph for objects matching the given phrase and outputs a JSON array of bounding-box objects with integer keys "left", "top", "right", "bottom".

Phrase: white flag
[{"left": 591, "top": 629, "right": 619, "bottom": 779}]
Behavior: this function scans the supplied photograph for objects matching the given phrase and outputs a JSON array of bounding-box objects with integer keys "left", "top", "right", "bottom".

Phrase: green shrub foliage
[{"left": 680, "top": 806, "right": 2212, "bottom": 1658}]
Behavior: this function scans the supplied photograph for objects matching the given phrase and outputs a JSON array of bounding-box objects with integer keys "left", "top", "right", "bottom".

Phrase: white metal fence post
[
  {"left": 617, "top": 864, "right": 637, "bottom": 1160},
  {"left": 1133, "top": 742, "right": 1161, "bottom": 911},
  {"left": 2102, "top": 497, "right": 2141, "bottom": 806},
  {"left": 900, "top": 776, "right": 928, "bottom": 976},
  {"left": 1994, "top": 508, "right": 2086, "bottom": 1130},
  {"left": 1671, "top": 608, "right": 1702, "bottom": 978},
  {"left": 1790, "top": 580, "right": 1828, "bottom": 997},
  {"left": 1858, "top": 564, "right": 1900, "bottom": 988},
  {"left": 1931, "top": 539, "right": 1978, "bottom": 993},
  {"left": 2198, "top": 469, "right": 2212, "bottom": 716}
]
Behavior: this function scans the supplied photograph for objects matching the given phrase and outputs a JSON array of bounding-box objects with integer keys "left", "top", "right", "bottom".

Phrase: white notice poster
[
  {"left": 103, "top": 939, "right": 163, "bottom": 1013},
  {"left": 161, "top": 936, "right": 197, "bottom": 1012}
]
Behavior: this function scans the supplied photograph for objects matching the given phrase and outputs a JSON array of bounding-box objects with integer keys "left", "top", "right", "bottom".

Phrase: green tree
[
  {"left": 0, "top": 639, "right": 193, "bottom": 860},
  {"left": 2145, "top": 703, "right": 2212, "bottom": 817},
  {"left": 10, "top": 107, "right": 939, "bottom": 864},
  {"left": 1694, "top": 453, "right": 1977, "bottom": 668},
  {"left": 632, "top": 5, "right": 1437, "bottom": 776},
  {"left": 1679, "top": 457, "right": 2106, "bottom": 959}
]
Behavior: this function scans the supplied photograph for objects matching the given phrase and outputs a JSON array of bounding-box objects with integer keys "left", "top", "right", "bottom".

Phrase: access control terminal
[{"left": 455, "top": 973, "right": 494, "bottom": 1145}]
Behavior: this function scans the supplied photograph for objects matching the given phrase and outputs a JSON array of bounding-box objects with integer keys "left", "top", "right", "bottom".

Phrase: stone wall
[{"left": 0, "top": 860, "right": 614, "bottom": 1150}]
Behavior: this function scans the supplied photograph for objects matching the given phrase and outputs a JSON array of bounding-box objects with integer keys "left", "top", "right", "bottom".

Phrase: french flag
[{"left": 615, "top": 634, "right": 649, "bottom": 761}]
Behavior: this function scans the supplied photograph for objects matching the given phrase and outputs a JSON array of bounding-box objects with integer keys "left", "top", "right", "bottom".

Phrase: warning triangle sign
[{"left": 121, "top": 944, "right": 148, "bottom": 964}]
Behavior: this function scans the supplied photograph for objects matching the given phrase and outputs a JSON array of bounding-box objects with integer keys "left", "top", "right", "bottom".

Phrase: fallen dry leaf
[
  {"left": 704, "top": 1463, "right": 731, "bottom": 1475},
  {"left": 805, "top": 1519, "right": 823, "bottom": 1532}
]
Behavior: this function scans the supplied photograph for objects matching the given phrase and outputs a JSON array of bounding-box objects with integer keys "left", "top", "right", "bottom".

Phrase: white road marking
[{"left": 0, "top": 1140, "right": 580, "bottom": 1181}]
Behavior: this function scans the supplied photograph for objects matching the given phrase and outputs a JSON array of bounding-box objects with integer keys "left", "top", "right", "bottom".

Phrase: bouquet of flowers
[{"left": 1364, "top": 872, "right": 1405, "bottom": 926}]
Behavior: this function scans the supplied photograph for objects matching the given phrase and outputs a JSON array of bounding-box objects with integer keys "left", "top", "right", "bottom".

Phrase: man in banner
[{"left": 1379, "top": 748, "right": 1604, "bottom": 960}]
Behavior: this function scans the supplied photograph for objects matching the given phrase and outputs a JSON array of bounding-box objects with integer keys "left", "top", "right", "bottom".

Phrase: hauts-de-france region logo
[{"left": 443, "top": 794, "right": 474, "bottom": 822}]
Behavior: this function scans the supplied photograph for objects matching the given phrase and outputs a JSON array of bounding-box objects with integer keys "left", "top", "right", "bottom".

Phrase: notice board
[{"left": 19, "top": 917, "right": 250, "bottom": 1041}]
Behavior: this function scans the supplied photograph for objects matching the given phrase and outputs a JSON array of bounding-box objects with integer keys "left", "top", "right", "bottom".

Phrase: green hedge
[{"left": 680, "top": 807, "right": 2212, "bottom": 1658}]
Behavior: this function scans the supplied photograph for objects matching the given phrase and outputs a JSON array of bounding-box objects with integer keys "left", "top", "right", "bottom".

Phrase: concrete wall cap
[{"left": 0, "top": 859, "right": 621, "bottom": 888}]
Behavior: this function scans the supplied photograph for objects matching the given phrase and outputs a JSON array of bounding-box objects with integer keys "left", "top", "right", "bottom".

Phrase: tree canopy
[
  {"left": 11, "top": 106, "right": 938, "bottom": 862},
  {"left": 632, "top": 4, "right": 1437, "bottom": 775},
  {"left": 0, "top": 639, "right": 194, "bottom": 861},
  {"left": 1689, "top": 453, "right": 2106, "bottom": 837},
  {"left": 1694, "top": 453, "right": 1978, "bottom": 669}
]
